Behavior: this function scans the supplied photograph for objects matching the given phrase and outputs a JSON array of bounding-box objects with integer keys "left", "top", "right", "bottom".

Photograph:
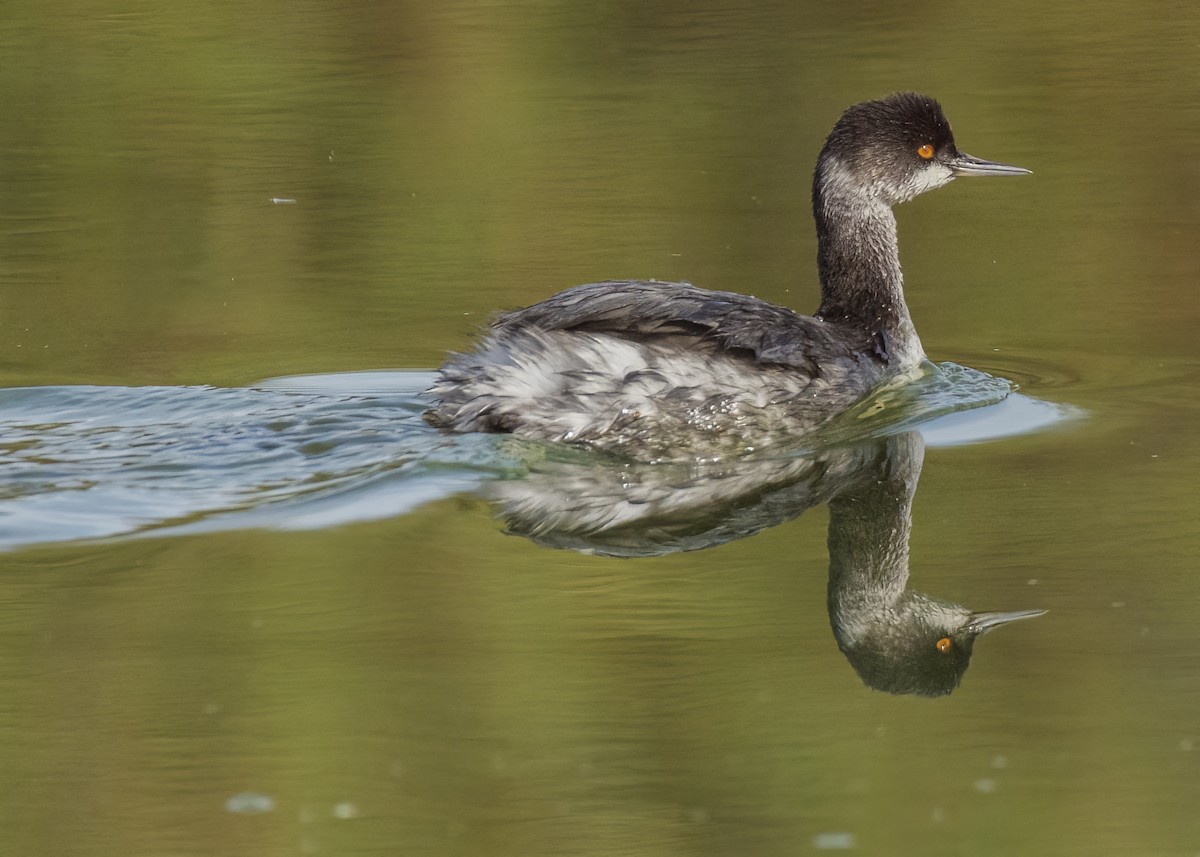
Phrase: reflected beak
[
  {"left": 968, "top": 609, "right": 1047, "bottom": 635},
  {"left": 950, "top": 151, "right": 1032, "bottom": 177}
]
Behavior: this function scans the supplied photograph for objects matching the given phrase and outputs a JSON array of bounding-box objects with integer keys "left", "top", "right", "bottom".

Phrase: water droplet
[
  {"left": 225, "top": 792, "right": 275, "bottom": 814},
  {"left": 813, "top": 832, "right": 856, "bottom": 849}
]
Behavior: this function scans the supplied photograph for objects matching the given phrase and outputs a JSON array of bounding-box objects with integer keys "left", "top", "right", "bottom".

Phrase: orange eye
[
  {"left": 917, "top": 143, "right": 935, "bottom": 160},
  {"left": 935, "top": 637, "right": 952, "bottom": 653}
]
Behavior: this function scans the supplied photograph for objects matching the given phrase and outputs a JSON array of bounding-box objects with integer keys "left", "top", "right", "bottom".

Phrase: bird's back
[{"left": 425, "top": 280, "right": 890, "bottom": 457}]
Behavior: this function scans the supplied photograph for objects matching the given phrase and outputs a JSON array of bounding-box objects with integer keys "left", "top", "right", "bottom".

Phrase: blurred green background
[{"left": 1, "top": 1, "right": 1199, "bottom": 855}]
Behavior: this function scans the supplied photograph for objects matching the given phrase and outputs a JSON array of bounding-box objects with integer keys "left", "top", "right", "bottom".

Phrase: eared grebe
[{"left": 426, "top": 93, "right": 1029, "bottom": 457}]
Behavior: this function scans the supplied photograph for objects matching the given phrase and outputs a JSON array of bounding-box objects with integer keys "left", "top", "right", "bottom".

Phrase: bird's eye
[
  {"left": 935, "top": 637, "right": 952, "bottom": 653},
  {"left": 917, "top": 143, "right": 935, "bottom": 160}
]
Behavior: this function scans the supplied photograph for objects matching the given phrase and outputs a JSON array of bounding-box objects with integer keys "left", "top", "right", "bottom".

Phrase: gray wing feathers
[{"left": 492, "top": 280, "right": 867, "bottom": 371}]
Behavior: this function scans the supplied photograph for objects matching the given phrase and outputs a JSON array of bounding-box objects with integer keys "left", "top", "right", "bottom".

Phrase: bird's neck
[
  {"left": 825, "top": 433, "right": 924, "bottom": 646},
  {"left": 825, "top": 476, "right": 913, "bottom": 637},
  {"left": 812, "top": 156, "right": 924, "bottom": 366}
]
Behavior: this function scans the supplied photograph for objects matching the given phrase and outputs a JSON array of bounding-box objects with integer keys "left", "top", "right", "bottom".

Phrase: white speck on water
[
  {"left": 974, "top": 778, "right": 997, "bottom": 794},
  {"left": 1181, "top": 739, "right": 1194, "bottom": 752},
  {"left": 1027, "top": 579, "right": 1039, "bottom": 586},
  {"left": 931, "top": 806, "right": 946, "bottom": 823},
  {"left": 271, "top": 197, "right": 297, "bottom": 204},
  {"left": 332, "top": 802, "right": 359, "bottom": 820},
  {"left": 813, "top": 832, "right": 856, "bottom": 849},
  {"left": 225, "top": 791, "right": 275, "bottom": 814}
]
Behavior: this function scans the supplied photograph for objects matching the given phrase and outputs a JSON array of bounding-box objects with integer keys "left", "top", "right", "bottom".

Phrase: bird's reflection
[
  {"left": 489, "top": 431, "right": 1042, "bottom": 696},
  {"left": 823, "top": 433, "right": 1042, "bottom": 695}
]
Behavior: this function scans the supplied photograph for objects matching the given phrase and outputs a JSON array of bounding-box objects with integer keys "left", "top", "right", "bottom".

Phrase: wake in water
[{"left": 0, "top": 364, "right": 1074, "bottom": 551}]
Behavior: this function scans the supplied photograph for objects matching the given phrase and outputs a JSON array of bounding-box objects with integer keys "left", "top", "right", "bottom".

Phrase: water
[
  {"left": 2, "top": 2, "right": 1200, "bottom": 856},
  {"left": 0, "top": 363, "right": 1065, "bottom": 551}
]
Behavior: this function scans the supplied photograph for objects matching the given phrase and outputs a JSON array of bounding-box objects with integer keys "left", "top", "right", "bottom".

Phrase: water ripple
[
  {"left": 0, "top": 375, "right": 505, "bottom": 550},
  {"left": 0, "top": 366, "right": 1076, "bottom": 551}
]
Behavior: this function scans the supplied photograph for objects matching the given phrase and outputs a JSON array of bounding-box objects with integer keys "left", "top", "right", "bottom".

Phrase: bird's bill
[
  {"left": 951, "top": 152, "right": 1032, "bottom": 177},
  {"left": 968, "top": 609, "right": 1047, "bottom": 634}
]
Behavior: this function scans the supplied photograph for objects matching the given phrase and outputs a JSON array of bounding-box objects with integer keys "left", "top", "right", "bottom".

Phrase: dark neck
[
  {"left": 826, "top": 434, "right": 922, "bottom": 630},
  {"left": 812, "top": 156, "right": 922, "bottom": 365}
]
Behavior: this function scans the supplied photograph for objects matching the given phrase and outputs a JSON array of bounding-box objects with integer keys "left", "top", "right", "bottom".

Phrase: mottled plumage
[{"left": 427, "top": 280, "right": 888, "bottom": 456}]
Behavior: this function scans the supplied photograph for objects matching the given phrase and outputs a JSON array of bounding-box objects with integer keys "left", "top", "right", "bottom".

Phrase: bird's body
[
  {"left": 428, "top": 279, "right": 894, "bottom": 455},
  {"left": 426, "top": 93, "right": 1028, "bottom": 458}
]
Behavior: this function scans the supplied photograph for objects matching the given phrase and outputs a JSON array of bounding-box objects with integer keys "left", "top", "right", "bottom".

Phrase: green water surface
[{"left": 1, "top": 3, "right": 1199, "bottom": 855}]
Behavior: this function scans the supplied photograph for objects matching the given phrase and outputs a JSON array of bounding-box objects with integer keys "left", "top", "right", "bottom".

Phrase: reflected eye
[
  {"left": 935, "top": 637, "right": 952, "bottom": 653},
  {"left": 917, "top": 143, "right": 935, "bottom": 160}
]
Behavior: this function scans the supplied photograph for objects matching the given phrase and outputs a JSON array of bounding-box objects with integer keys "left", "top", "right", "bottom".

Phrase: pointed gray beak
[
  {"left": 968, "top": 609, "right": 1047, "bottom": 635},
  {"left": 951, "top": 151, "right": 1032, "bottom": 177}
]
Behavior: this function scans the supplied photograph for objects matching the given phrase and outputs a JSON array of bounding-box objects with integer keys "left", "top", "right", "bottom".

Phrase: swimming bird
[{"left": 426, "top": 93, "right": 1029, "bottom": 458}]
